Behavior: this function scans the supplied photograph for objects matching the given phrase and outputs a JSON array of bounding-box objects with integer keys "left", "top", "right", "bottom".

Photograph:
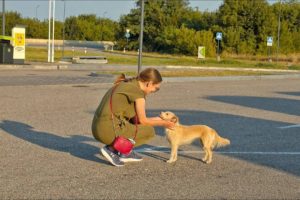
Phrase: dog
[{"left": 160, "top": 111, "right": 230, "bottom": 164}]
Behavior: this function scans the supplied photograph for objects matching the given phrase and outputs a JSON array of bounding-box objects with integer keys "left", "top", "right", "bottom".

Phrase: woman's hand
[{"left": 164, "top": 120, "right": 175, "bottom": 130}]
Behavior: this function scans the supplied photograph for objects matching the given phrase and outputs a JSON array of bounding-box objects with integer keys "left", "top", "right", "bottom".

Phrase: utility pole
[
  {"left": 48, "top": 0, "right": 52, "bottom": 62},
  {"left": 2, "top": 0, "right": 5, "bottom": 35},
  {"left": 62, "top": 0, "right": 66, "bottom": 58},
  {"left": 35, "top": 5, "right": 40, "bottom": 19},
  {"left": 51, "top": 0, "right": 55, "bottom": 63},
  {"left": 138, "top": 0, "right": 144, "bottom": 74},
  {"left": 47, "top": 0, "right": 55, "bottom": 63},
  {"left": 277, "top": 0, "right": 282, "bottom": 63}
]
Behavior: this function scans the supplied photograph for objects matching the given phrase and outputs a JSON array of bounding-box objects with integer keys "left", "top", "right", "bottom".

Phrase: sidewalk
[
  {"left": 1, "top": 61, "right": 300, "bottom": 73},
  {"left": 1, "top": 62, "right": 300, "bottom": 83}
]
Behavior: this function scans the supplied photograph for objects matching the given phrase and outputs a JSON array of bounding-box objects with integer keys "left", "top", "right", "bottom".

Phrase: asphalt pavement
[{"left": 0, "top": 69, "right": 299, "bottom": 199}]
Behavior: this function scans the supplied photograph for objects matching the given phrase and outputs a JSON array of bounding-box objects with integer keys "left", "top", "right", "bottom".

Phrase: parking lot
[{"left": 0, "top": 70, "right": 299, "bottom": 199}]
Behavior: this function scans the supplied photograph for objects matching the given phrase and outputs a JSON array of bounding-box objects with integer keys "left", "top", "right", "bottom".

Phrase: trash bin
[{"left": 0, "top": 36, "right": 14, "bottom": 64}]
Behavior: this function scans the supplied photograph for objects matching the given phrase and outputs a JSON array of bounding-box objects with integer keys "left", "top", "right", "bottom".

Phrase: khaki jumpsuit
[{"left": 92, "top": 79, "right": 155, "bottom": 147}]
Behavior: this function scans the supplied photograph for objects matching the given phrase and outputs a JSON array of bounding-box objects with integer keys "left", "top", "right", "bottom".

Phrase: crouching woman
[{"left": 92, "top": 68, "right": 174, "bottom": 167}]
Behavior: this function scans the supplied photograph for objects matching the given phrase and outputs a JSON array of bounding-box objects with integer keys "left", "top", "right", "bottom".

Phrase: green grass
[
  {"left": 96, "top": 70, "right": 273, "bottom": 77},
  {"left": 26, "top": 47, "right": 300, "bottom": 71}
]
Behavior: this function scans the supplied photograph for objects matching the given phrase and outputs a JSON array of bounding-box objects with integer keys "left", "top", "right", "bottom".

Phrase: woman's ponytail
[{"left": 114, "top": 73, "right": 137, "bottom": 85}]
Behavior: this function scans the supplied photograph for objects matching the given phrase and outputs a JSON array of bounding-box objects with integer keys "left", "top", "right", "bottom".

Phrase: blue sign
[
  {"left": 267, "top": 36, "right": 273, "bottom": 46},
  {"left": 216, "top": 32, "right": 222, "bottom": 40},
  {"left": 125, "top": 32, "right": 130, "bottom": 39}
]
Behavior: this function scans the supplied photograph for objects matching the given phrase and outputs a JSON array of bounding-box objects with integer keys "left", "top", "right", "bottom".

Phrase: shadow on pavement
[
  {"left": 0, "top": 120, "right": 110, "bottom": 165},
  {"left": 1, "top": 104, "right": 300, "bottom": 176},
  {"left": 277, "top": 91, "right": 300, "bottom": 97},
  {"left": 206, "top": 95, "right": 300, "bottom": 116},
  {"left": 146, "top": 109, "right": 300, "bottom": 177},
  {"left": 137, "top": 144, "right": 203, "bottom": 163}
]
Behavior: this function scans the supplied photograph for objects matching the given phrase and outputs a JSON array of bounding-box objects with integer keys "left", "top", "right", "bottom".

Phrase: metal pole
[
  {"left": 62, "top": 0, "right": 66, "bottom": 58},
  {"left": 51, "top": 0, "right": 55, "bottom": 62},
  {"left": 276, "top": 0, "right": 281, "bottom": 63},
  {"left": 101, "top": 11, "right": 107, "bottom": 41},
  {"left": 138, "top": 0, "right": 144, "bottom": 74},
  {"left": 48, "top": 0, "right": 52, "bottom": 62},
  {"left": 35, "top": 5, "right": 40, "bottom": 19},
  {"left": 2, "top": 0, "right": 5, "bottom": 35},
  {"left": 217, "top": 40, "right": 220, "bottom": 62}
]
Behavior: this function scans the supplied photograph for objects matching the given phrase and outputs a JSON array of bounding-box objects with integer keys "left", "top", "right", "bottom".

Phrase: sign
[
  {"left": 14, "top": 33, "right": 25, "bottom": 46},
  {"left": 216, "top": 32, "right": 222, "bottom": 40},
  {"left": 125, "top": 32, "right": 130, "bottom": 39},
  {"left": 12, "top": 26, "right": 26, "bottom": 63},
  {"left": 267, "top": 36, "right": 273, "bottom": 46},
  {"left": 198, "top": 46, "right": 205, "bottom": 59}
]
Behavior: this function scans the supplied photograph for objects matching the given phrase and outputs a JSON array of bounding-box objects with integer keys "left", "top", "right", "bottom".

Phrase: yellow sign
[
  {"left": 198, "top": 46, "right": 206, "bottom": 59},
  {"left": 14, "top": 33, "right": 25, "bottom": 46}
]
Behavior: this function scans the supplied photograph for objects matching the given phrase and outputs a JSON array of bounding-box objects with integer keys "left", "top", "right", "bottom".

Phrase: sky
[{"left": 2, "top": 0, "right": 225, "bottom": 22}]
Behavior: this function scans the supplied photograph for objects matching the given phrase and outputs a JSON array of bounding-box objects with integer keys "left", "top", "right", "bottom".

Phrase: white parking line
[
  {"left": 278, "top": 124, "right": 300, "bottom": 129},
  {"left": 136, "top": 147, "right": 300, "bottom": 155}
]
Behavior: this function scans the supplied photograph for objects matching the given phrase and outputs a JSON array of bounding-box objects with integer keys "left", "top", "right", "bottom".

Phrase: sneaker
[
  {"left": 101, "top": 146, "right": 124, "bottom": 167},
  {"left": 119, "top": 151, "right": 143, "bottom": 162}
]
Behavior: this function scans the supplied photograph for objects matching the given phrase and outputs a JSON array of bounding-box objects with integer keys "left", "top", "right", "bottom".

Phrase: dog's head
[{"left": 160, "top": 111, "right": 179, "bottom": 124}]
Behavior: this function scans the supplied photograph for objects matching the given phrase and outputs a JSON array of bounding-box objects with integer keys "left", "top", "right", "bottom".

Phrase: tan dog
[{"left": 160, "top": 111, "right": 230, "bottom": 164}]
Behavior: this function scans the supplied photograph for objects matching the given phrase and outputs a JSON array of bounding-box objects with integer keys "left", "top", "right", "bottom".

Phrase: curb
[
  {"left": 164, "top": 74, "right": 300, "bottom": 82},
  {"left": 166, "top": 65, "right": 300, "bottom": 73},
  {"left": 0, "top": 64, "right": 69, "bottom": 70}
]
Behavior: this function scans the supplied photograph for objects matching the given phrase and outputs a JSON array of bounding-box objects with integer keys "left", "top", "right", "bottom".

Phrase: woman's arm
[{"left": 135, "top": 98, "right": 174, "bottom": 129}]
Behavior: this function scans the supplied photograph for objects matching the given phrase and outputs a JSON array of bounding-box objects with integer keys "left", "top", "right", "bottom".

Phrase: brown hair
[{"left": 114, "top": 68, "right": 162, "bottom": 85}]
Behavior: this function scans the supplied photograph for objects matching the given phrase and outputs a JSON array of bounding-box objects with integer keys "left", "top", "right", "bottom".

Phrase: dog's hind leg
[
  {"left": 202, "top": 147, "right": 213, "bottom": 164},
  {"left": 205, "top": 148, "right": 213, "bottom": 164},
  {"left": 202, "top": 137, "right": 213, "bottom": 164},
  {"left": 202, "top": 147, "right": 209, "bottom": 163},
  {"left": 167, "top": 144, "right": 178, "bottom": 163}
]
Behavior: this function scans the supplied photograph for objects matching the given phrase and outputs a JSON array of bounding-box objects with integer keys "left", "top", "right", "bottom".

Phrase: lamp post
[
  {"left": 47, "top": 0, "right": 56, "bottom": 63},
  {"left": 101, "top": 11, "right": 107, "bottom": 41},
  {"left": 51, "top": 0, "right": 55, "bottom": 63},
  {"left": 125, "top": 28, "right": 130, "bottom": 52},
  {"left": 138, "top": 0, "right": 144, "bottom": 73},
  {"left": 62, "top": 0, "right": 66, "bottom": 58},
  {"left": 2, "top": 0, "right": 5, "bottom": 35},
  {"left": 276, "top": 0, "right": 282, "bottom": 63},
  {"left": 48, "top": 0, "right": 52, "bottom": 62},
  {"left": 35, "top": 5, "right": 40, "bottom": 19}
]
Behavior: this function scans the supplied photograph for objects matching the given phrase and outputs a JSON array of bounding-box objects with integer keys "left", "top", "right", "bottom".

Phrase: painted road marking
[
  {"left": 136, "top": 147, "right": 300, "bottom": 155},
  {"left": 278, "top": 124, "right": 300, "bottom": 129}
]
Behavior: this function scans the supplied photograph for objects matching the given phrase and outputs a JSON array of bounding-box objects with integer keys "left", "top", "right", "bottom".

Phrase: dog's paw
[
  {"left": 166, "top": 159, "right": 174, "bottom": 163},
  {"left": 205, "top": 160, "right": 212, "bottom": 164}
]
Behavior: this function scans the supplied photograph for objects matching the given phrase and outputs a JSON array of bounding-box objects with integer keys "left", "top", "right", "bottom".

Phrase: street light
[
  {"left": 2, "top": 0, "right": 5, "bottom": 35},
  {"left": 62, "top": 0, "right": 66, "bottom": 58},
  {"left": 35, "top": 5, "right": 40, "bottom": 19},
  {"left": 48, "top": 0, "right": 56, "bottom": 63},
  {"left": 101, "top": 11, "right": 107, "bottom": 41},
  {"left": 48, "top": 0, "right": 52, "bottom": 62},
  {"left": 276, "top": 0, "right": 282, "bottom": 63},
  {"left": 138, "top": 0, "right": 144, "bottom": 73},
  {"left": 125, "top": 28, "right": 130, "bottom": 52}
]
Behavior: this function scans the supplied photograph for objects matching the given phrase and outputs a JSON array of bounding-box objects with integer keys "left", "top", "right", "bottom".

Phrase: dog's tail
[{"left": 215, "top": 135, "right": 230, "bottom": 148}]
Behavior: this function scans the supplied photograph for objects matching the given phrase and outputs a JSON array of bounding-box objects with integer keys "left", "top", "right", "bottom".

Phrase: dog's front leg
[{"left": 167, "top": 144, "right": 178, "bottom": 163}]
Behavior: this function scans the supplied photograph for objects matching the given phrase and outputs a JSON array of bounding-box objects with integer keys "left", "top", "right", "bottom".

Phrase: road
[{"left": 0, "top": 70, "right": 299, "bottom": 199}]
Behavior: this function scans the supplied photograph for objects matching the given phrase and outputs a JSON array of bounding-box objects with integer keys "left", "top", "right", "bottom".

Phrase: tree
[{"left": 0, "top": 11, "right": 22, "bottom": 36}]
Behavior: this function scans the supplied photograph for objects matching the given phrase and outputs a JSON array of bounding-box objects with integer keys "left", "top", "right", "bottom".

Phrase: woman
[{"left": 92, "top": 68, "right": 175, "bottom": 167}]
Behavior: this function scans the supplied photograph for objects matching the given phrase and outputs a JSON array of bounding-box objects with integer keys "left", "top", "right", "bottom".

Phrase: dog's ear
[{"left": 171, "top": 116, "right": 178, "bottom": 123}]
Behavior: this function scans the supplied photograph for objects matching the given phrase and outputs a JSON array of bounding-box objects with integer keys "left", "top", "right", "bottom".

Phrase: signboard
[
  {"left": 267, "top": 36, "right": 273, "bottom": 47},
  {"left": 216, "top": 32, "right": 222, "bottom": 40},
  {"left": 14, "top": 33, "right": 25, "bottom": 46},
  {"left": 12, "top": 26, "right": 26, "bottom": 63},
  {"left": 198, "top": 46, "right": 205, "bottom": 59}
]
